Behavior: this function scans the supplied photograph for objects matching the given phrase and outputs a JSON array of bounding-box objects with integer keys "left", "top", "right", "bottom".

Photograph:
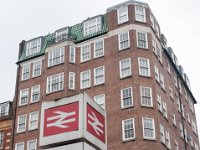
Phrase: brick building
[
  {"left": 13, "top": 0, "right": 199, "bottom": 149},
  {"left": 0, "top": 101, "right": 12, "bottom": 150}
]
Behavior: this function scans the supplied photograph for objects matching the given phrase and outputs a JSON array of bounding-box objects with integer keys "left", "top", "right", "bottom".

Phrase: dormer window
[
  {"left": 83, "top": 16, "right": 102, "bottom": 36},
  {"left": 55, "top": 27, "right": 69, "bottom": 42},
  {"left": 26, "top": 37, "right": 42, "bottom": 56},
  {"left": 0, "top": 102, "right": 9, "bottom": 117}
]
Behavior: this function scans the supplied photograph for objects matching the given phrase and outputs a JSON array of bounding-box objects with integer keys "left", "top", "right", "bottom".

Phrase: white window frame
[
  {"left": 150, "top": 14, "right": 155, "bottom": 29},
  {"left": 154, "top": 65, "right": 159, "bottom": 82},
  {"left": 15, "top": 142, "right": 24, "bottom": 150},
  {"left": 119, "top": 58, "right": 132, "bottom": 78},
  {"left": 140, "top": 86, "right": 153, "bottom": 107},
  {"left": 94, "top": 66, "right": 105, "bottom": 86},
  {"left": 169, "top": 86, "right": 173, "bottom": 99},
  {"left": 48, "top": 47, "right": 65, "bottom": 67},
  {"left": 174, "top": 73, "right": 178, "bottom": 88},
  {"left": 118, "top": 31, "right": 130, "bottom": 50},
  {"left": 187, "top": 113, "right": 191, "bottom": 124},
  {"left": 155, "top": 23, "right": 160, "bottom": 38},
  {"left": 121, "top": 87, "right": 133, "bottom": 109},
  {"left": 138, "top": 57, "right": 151, "bottom": 77},
  {"left": 94, "top": 40, "right": 104, "bottom": 58},
  {"left": 162, "top": 101, "right": 168, "bottom": 119},
  {"left": 194, "top": 142, "right": 199, "bottom": 150},
  {"left": 175, "top": 140, "right": 179, "bottom": 150},
  {"left": 17, "top": 114, "right": 27, "bottom": 133},
  {"left": 46, "top": 72, "right": 64, "bottom": 94},
  {"left": 157, "top": 93, "right": 162, "bottom": 113},
  {"left": 83, "top": 16, "right": 102, "bottom": 36},
  {"left": 172, "top": 114, "right": 176, "bottom": 126},
  {"left": 28, "top": 111, "right": 39, "bottom": 131},
  {"left": 32, "top": 60, "right": 42, "bottom": 77},
  {"left": 156, "top": 44, "right": 162, "bottom": 63},
  {"left": 135, "top": 6, "right": 146, "bottom": 22},
  {"left": 21, "top": 64, "right": 30, "bottom": 81},
  {"left": 192, "top": 120, "right": 197, "bottom": 134},
  {"left": 137, "top": 31, "right": 148, "bottom": 49},
  {"left": 117, "top": 6, "right": 128, "bottom": 24},
  {"left": 180, "top": 123, "right": 184, "bottom": 138},
  {"left": 122, "top": 118, "right": 135, "bottom": 141},
  {"left": 0, "top": 131, "right": 4, "bottom": 149},
  {"left": 26, "top": 38, "right": 41, "bottom": 56},
  {"left": 19, "top": 88, "right": 29, "bottom": 106},
  {"left": 181, "top": 104, "right": 185, "bottom": 118},
  {"left": 167, "top": 61, "right": 171, "bottom": 75},
  {"left": 0, "top": 103, "right": 9, "bottom": 117},
  {"left": 190, "top": 136, "right": 194, "bottom": 148},
  {"left": 80, "top": 44, "right": 91, "bottom": 63},
  {"left": 177, "top": 98, "right": 181, "bottom": 112},
  {"left": 160, "top": 124, "right": 165, "bottom": 144},
  {"left": 68, "top": 72, "right": 75, "bottom": 90},
  {"left": 165, "top": 131, "right": 171, "bottom": 149},
  {"left": 27, "top": 139, "right": 37, "bottom": 150},
  {"left": 142, "top": 117, "right": 155, "bottom": 140},
  {"left": 80, "top": 70, "right": 91, "bottom": 89},
  {"left": 94, "top": 94, "right": 105, "bottom": 109},
  {"left": 160, "top": 73, "right": 165, "bottom": 90},
  {"left": 69, "top": 46, "right": 76, "bottom": 63},
  {"left": 31, "top": 85, "right": 40, "bottom": 103}
]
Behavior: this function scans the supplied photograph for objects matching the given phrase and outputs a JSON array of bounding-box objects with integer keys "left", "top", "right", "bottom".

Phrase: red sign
[
  {"left": 44, "top": 102, "right": 79, "bottom": 137},
  {"left": 87, "top": 104, "right": 105, "bottom": 143}
]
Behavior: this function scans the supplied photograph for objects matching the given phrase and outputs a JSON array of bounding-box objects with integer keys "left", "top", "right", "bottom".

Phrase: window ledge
[
  {"left": 118, "top": 21, "right": 129, "bottom": 26},
  {"left": 28, "top": 128, "right": 38, "bottom": 132},
  {"left": 139, "top": 75, "right": 151, "bottom": 78},
  {"left": 119, "top": 47, "right": 130, "bottom": 52},
  {"left": 46, "top": 89, "right": 64, "bottom": 95},
  {"left": 80, "top": 59, "right": 91, "bottom": 64},
  {"left": 94, "top": 83, "right": 105, "bottom": 87},
  {"left": 32, "top": 74, "right": 42, "bottom": 79},
  {"left": 30, "top": 100, "right": 39, "bottom": 104},
  {"left": 18, "top": 104, "right": 28, "bottom": 107},
  {"left": 137, "top": 46, "right": 149, "bottom": 50},
  {"left": 122, "top": 138, "right": 136, "bottom": 143},
  {"left": 141, "top": 105, "right": 154, "bottom": 109},
  {"left": 120, "top": 75, "right": 132, "bottom": 80},
  {"left": 121, "top": 105, "right": 134, "bottom": 110},
  {"left": 143, "top": 138, "right": 156, "bottom": 141},
  {"left": 94, "top": 55, "right": 104, "bottom": 59},
  {"left": 80, "top": 86, "right": 91, "bottom": 90},
  {"left": 47, "top": 62, "right": 65, "bottom": 69}
]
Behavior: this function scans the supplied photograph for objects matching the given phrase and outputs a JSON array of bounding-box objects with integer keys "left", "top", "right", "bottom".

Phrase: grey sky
[{"left": 0, "top": 0, "right": 200, "bottom": 136}]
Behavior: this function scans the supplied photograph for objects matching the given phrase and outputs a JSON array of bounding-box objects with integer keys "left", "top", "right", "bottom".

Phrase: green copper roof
[{"left": 17, "top": 14, "right": 108, "bottom": 63}]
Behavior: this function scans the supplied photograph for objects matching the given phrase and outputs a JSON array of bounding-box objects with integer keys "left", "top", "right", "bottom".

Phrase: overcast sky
[{"left": 0, "top": 0, "right": 199, "bottom": 136}]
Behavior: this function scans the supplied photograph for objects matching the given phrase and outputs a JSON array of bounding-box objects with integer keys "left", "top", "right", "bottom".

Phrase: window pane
[
  {"left": 137, "top": 32, "right": 148, "bottom": 48},
  {"left": 121, "top": 87, "right": 133, "bottom": 108},
  {"left": 118, "top": 6, "right": 128, "bottom": 24},
  {"left": 122, "top": 118, "right": 135, "bottom": 140},
  {"left": 47, "top": 73, "right": 64, "bottom": 93},
  {"left": 141, "top": 86, "right": 152, "bottom": 107},
  {"left": 94, "top": 94, "right": 105, "bottom": 109},
  {"left": 119, "top": 32, "right": 129, "bottom": 50},
  {"left": 94, "top": 66, "right": 105, "bottom": 85},
  {"left": 120, "top": 58, "right": 131, "bottom": 78},
  {"left": 48, "top": 47, "right": 64, "bottom": 67},
  {"left": 81, "top": 70, "right": 91, "bottom": 89},
  {"left": 94, "top": 40, "right": 104, "bottom": 58}
]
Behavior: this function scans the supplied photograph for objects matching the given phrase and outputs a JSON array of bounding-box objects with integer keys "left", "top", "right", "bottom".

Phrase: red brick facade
[{"left": 13, "top": 1, "right": 199, "bottom": 150}]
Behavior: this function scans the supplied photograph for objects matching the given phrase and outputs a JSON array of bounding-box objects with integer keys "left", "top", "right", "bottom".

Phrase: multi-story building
[
  {"left": 0, "top": 101, "right": 12, "bottom": 150},
  {"left": 13, "top": 0, "right": 199, "bottom": 149}
]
